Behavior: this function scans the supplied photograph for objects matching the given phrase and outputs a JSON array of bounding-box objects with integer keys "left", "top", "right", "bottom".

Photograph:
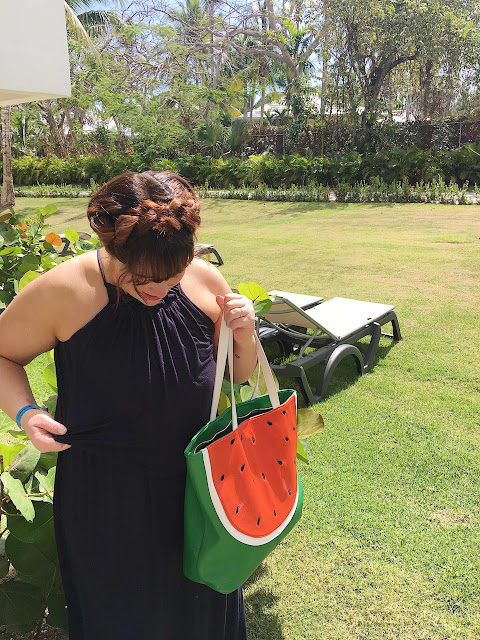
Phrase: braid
[{"left": 87, "top": 171, "right": 201, "bottom": 286}]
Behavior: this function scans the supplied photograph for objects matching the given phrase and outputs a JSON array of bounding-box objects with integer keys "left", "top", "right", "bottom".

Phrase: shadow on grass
[
  {"left": 204, "top": 198, "right": 396, "bottom": 216},
  {"left": 264, "top": 337, "right": 398, "bottom": 407},
  {"left": 244, "top": 564, "right": 285, "bottom": 640}
]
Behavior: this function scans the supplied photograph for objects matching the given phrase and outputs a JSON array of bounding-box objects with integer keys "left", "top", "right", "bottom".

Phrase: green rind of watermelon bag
[{"left": 184, "top": 388, "right": 303, "bottom": 594}]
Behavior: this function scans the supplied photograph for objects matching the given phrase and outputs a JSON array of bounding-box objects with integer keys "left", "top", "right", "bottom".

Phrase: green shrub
[
  {"left": 3, "top": 147, "right": 480, "bottom": 191},
  {"left": 0, "top": 205, "right": 96, "bottom": 309}
]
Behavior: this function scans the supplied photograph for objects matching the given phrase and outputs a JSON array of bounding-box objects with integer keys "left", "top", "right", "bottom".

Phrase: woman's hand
[
  {"left": 22, "top": 410, "right": 71, "bottom": 453},
  {"left": 216, "top": 293, "right": 257, "bottom": 383},
  {"left": 216, "top": 293, "right": 255, "bottom": 344}
]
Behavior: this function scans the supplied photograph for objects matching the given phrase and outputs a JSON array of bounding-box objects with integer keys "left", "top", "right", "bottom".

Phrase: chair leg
[
  {"left": 380, "top": 311, "right": 402, "bottom": 341},
  {"left": 299, "top": 367, "right": 315, "bottom": 406},
  {"left": 315, "top": 344, "right": 364, "bottom": 401},
  {"left": 363, "top": 323, "right": 381, "bottom": 373}
]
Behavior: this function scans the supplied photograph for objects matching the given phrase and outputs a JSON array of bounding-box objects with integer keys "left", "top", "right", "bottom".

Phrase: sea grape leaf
[
  {"left": 0, "top": 581, "right": 43, "bottom": 632},
  {"left": 43, "top": 397, "right": 57, "bottom": 416},
  {"left": 237, "top": 282, "right": 272, "bottom": 316},
  {"left": 0, "top": 540, "right": 9, "bottom": 580},
  {"left": 7, "top": 502, "right": 54, "bottom": 545},
  {"left": 221, "top": 379, "right": 242, "bottom": 400},
  {"left": 240, "top": 385, "right": 253, "bottom": 402},
  {"left": 64, "top": 229, "right": 79, "bottom": 243},
  {"left": 217, "top": 391, "right": 230, "bottom": 415},
  {"left": 0, "top": 472, "right": 35, "bottom": 521},
  {"left": 0, "top": 444, "right": 26, "bottom": 469},
  {"left": 35, "top": 468, "right": 56, "bottom": 502},
  {"left": 43, "top": 362, "right": 57, "bottom": 393},
  {"left": 5, "top": 530, "right": 58, "bottom": 588},
  {"left": 44, "top": 233, "right": 62, "bottom": 247},
  {"left": 296, "top": 439, "right": 309, "bottom": 464},
  {"left": 37, "top": 451, "right": 57, "bottom": 471},
  {"left": 247, "top": 366, "right": 280, "bottom": 395},
  {"left": 18, "top": 271, "right": 40, "bottom": 292},
  {"left": 6, "top": 430, "right": 28, "bottom": 440},
  {"left": 7, "top": 444, "right": 41, "bottom": 481},
  {"left": 78, "top": 239, "right": 95, "bottom": 251},
  {"left": 43, "top": 204, "right": 58, "bottom": 216},
  {"left": 297, "top": 409, "right": 325, "bottom": 439},
  {"left": 46, "top": 590, "right": 68, "bottom": 630}
]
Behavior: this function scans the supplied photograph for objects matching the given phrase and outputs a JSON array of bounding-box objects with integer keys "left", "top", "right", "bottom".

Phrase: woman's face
[{"left": 122, "top": 270, "right": 186, "bottom": 305}]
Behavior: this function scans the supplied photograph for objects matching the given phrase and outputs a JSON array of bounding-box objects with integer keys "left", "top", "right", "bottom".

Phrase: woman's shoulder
[
  {"left": 0, "top": 251, "right": 106, "bottom": 363},
  {"left": 181, "top": 258, "right": 230, "bottom": 324},
  {"left": 11, "top": 251, "right": 108, "bottom": 342},
  {"left": 185, "top": 257, "right": 229, "bottom": 294},
  {"left": 38, "top": 250, "right": 99, "bottom": 289}
]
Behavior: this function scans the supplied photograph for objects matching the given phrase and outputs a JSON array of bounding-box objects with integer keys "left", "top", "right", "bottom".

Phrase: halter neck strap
[{"left": 96, "top": 248, "right": 107, "bottom": 287}]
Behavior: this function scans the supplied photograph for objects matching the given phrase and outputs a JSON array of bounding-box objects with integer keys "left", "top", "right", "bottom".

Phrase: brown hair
[{"left": 87, "top": 171, "right": 201, "bottom": 293}]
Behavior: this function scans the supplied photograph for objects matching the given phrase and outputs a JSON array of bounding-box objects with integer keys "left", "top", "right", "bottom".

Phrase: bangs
[{"left": 125, "top": 231, "right": 194, "bottom": 284}]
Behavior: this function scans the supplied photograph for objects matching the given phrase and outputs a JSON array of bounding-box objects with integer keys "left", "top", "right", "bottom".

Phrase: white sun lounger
[{"left": 259, "top": 292, "right": 401, "bottom": 405}]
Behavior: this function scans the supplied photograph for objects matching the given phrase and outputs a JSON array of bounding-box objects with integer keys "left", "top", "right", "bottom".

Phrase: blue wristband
[{"left": 15, "top": 404, "right": 44, "bottom": 430}]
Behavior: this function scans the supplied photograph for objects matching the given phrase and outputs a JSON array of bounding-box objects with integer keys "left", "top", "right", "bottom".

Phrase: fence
[{"left": 246, "top": 118, "right": 480, "bottom": 155}]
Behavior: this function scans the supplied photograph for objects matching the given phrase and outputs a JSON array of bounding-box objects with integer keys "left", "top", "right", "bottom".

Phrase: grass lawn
[{"left": 4, "top": 197, "right": 480, "bottom": 639}]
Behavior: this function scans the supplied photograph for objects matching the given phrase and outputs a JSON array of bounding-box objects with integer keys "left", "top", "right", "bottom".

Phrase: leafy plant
[
  {"left": 0, "top": 204, "right": 100, "bottom": 312},
  {"left": 0, "top": 207, "right": 101, "bottom": 635},
  {"left": 0, "top": 443, "right": 67, "bottom": 635}
]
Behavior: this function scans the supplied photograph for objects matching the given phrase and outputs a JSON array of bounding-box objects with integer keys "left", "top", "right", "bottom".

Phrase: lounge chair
[{"left": 258, "top": 291, "right": 402, "bottom": 405}]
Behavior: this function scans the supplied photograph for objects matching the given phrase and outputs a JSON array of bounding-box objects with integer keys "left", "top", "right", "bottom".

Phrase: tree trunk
[
  {"left": 0, "top": 106, "right": 15, "bottom": 213},
  {"left": 38, "top": 101, "right": 68, "bottom": 157},
  {"left": 260, "top": 80, "right": 266, "bottom": 128}
]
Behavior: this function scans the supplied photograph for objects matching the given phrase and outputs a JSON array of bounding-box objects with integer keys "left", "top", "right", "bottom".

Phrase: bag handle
[{"left": 210, "top": 315, "right": 280, "bottom": 428}]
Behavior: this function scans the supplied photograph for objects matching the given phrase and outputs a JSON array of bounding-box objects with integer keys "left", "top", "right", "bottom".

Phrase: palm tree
[{"left": 64, "top": 0, "right": 123, "bottom": 47}]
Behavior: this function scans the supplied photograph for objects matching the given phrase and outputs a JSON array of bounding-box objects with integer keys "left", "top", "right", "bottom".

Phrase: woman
[{"left": 0, "top": 171, "right": 257, "bottom": 639}]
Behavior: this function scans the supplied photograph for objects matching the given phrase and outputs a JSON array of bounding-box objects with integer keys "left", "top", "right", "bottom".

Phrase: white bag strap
[{"left": 210, "top": 315, "right": 280, "bottom": 428}]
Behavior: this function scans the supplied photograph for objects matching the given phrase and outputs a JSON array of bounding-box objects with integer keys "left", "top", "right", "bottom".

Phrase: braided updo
[{"left": 87, "top": 171, "right": 201, "bottom": 288}]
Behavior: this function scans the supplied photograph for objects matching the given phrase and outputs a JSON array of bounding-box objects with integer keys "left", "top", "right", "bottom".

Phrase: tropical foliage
[
  {"left": 3, "top": 0, "right": 480, "bottom": 167},
  {"left": 4, "top": 145, "right": 480, "bottom": 189}
]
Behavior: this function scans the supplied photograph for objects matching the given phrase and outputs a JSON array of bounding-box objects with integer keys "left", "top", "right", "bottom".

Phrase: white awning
[{"left": 0, "top": 0, "right": 71, "bottom": 107}]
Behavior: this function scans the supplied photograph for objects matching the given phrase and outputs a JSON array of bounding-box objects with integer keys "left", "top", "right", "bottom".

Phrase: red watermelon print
[{"left": 202, "top": 393, "right": 299, "bottom": 545}]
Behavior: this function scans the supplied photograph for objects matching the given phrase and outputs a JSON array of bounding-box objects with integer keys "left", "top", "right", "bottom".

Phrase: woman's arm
[
  {"left": 0, "top": 275, "right": 71, "bottom": 452},
  {"left": 181, "top": 258, "right": 258, "bottom": 383},
  {"left": 215, "top": 293, "right": 257, "bottom": 384}
]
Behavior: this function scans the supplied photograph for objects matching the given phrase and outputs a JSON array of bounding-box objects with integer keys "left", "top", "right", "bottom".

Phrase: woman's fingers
[
  {"left": 222, "top": 294, "right": 255, "bottom": 337},
  {"left": 22, "top": 411, "right": 71, "bottom": 453}
]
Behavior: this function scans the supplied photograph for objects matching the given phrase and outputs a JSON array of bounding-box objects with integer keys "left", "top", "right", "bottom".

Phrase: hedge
[{"left": 2, "top": 146, "right": 480, "bottom": 189}]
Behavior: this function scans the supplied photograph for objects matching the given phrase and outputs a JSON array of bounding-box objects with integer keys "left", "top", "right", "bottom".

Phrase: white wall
[{"left": 0, "top": 0, "right": 71, "bottom": 106}]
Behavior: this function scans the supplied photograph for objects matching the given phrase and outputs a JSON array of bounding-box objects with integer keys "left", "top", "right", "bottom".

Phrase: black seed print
[
  {"left": 285, "top": 436, "right": 289, "bottom": 441},
  {"left": 277, "top": 460, "right": 283, "bottom": 465},
  {"left": 252, "top": 436, "right": 255, "bottom": 443},
  {"left": 220, "top": 474, "right": 225, "bottom": 481},
  {"left": 288, "top": 490, "right": 292, "bottom": 495},
  {"left": 293, "top": 426, "right": 296, "bottom": 431},
  {"left": 282, "top": 410, "right": 286, "bottom": 415},
  {"left": 262, "top": 473, "right": 266, "bottom": 479},
  {"left": 273, "top": 510, "right": 277, "bottom": 516},
  {"left": 241, "top": 464, "right": 245, "bottom": 471},
  {"left": 267, "top": 421, "right": 273, "bottom": 426},
  {"left": 230, "top": 438, "right": 235, "bottom": 445},
  {"left": 240, "top": 435, "right": 243, "bottom": 440},
  {"left": 257, "top": 518, "right": 261, "bottom": 526},
  {"left": 236, "top": 506, "right": 240, "bottom": 514}
]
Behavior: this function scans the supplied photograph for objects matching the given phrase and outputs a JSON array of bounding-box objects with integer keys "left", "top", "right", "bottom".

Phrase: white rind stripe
[{"left": 202, "top": 449, "right": 299, "bottom": 546}]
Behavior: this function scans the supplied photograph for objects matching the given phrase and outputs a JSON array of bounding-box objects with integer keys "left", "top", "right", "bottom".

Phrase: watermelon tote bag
[{"left": 183, "top": 315, "right": 303, "bottom": 594}]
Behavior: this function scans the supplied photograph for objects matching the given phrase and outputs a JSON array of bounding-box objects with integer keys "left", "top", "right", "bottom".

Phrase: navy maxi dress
[{"left": 53, "top": 252, "right": 247, "bottom": 640}]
